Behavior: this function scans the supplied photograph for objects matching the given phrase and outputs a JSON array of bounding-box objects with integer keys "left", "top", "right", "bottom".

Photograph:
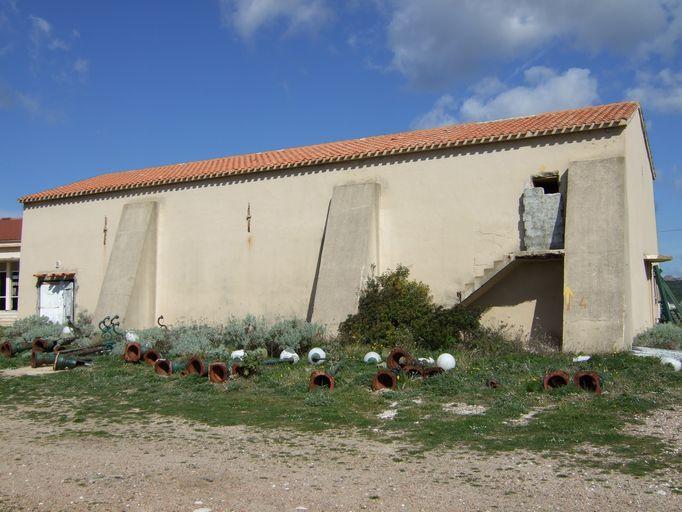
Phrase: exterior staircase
[{"left": 459, "top": 250, "right": 564, "bottom": 305}]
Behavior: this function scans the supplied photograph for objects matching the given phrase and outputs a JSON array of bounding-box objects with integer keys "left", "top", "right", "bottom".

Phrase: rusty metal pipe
[
  {"left": 142, "top": 349, "right": 161, "bottom": 365},
  {"left": 387, "top": 347, "right": 415, "bottom": 371},
  {"left": 422, "top": 366, "right": 445, "bottom": 379},
  {"left": 31, "top": 350, "right": 56, "bottom": 368},
  {"left": 573, "top": 371, "right": 602, "bottom": 394},
  {"left": 182, "top": 356, "right": 207, "bottom": 377},
  {"left": 543, "top": 370, "right": 570, "bottom": 390},
  {"left": 32, "top": 338, "right": 58, "bottom": 353},
  {"left": 372, "top": 370, "right": 397, "bottom": 391},
  {"left": 1, "top": 340, "right": 33, "bottom": 358},
  {"left": 53, "top": 353, "right": 92, "bottom": 371},
  {"left": 154, "top": 359, "right": 188, "bottom": 377},
  {"left": 208, "top": 362, "right": 229, "bottom": 383}
]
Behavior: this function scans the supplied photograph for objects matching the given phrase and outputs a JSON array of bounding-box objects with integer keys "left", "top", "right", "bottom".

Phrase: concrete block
[
  {"left": 311, "top": 183, "right": 380, "bottom": 330},
  {"left": 562, "top": 157, "right": 627, "bottom": 353},
  {"left": 94, "top": 202, "right": 157, "bottom": 329},
  {"left": 522, "top": 188, "right": 564, "bottom": 250}
]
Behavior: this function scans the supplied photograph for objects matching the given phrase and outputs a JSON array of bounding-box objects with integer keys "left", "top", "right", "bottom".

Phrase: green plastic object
[{"left": 655, "top": 266, "right": 682, "bottom": 324}]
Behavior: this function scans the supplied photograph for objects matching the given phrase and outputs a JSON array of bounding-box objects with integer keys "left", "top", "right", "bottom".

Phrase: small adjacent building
[
  {"left": 16, "top": 102, "right": 667, "bottom": 352},
  {"left": 0, "top": 217, "right": 21, "bottom": 326}
]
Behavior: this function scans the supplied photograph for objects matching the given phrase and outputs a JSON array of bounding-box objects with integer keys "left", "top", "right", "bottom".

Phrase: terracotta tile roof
[
  {"left": 0, "top": 218, "right": 21, "bottom": 242},
  {"left": 20, "top": 102, "right": 639, "bottom": 204}
]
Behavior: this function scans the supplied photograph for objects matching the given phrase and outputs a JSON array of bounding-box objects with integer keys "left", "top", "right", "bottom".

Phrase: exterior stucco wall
[
  {"left": 18, "top": 129, "right": 626, "bottom": 332},
  {"left": 473, "top": 260, "right": 563, "bottom": 345},
  {"left": 623, "top": 110, "right": 659, "bottom": 340}
]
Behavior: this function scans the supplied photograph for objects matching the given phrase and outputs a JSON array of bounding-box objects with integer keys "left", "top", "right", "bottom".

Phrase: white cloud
[
  {"left": 220, "top": 0, "right": 332, "bottom": 39},
  {"left": 414, "top": 67, "right": 599, "bottom": 127},
  {"left": 386, "top": 0, "right": 680, "bottom": 88},
  {"left": 29, "top": 14, "right": 50, "bottom": 37},
  {"left": 412, "top": 94, "right": 456, "bottom": 129},
  {"left": 627, "top": 69, "right": 682, "bottom": 112},
  {"left": 73, "top": 57, "right": 89, "bottom": 75},
  {"left": 48, "top": 38, "right": 69, "bottom": 50},
  {"left": 460, "top": 67, "right": 599, "bottom": 121}
]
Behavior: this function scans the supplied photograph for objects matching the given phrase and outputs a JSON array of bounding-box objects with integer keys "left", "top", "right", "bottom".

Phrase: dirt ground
[{"left": 0, "top": 408, "right": 679, "bottom": 512}]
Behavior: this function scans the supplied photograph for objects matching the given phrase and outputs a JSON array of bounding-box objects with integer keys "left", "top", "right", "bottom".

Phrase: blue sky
[{"left": 1, "top": 0, "right": 681, "bottom": 275}]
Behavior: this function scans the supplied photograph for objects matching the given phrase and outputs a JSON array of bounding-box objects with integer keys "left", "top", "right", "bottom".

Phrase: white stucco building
[{"left": 16, "top": 102, "right": 666, "bottom": 352}]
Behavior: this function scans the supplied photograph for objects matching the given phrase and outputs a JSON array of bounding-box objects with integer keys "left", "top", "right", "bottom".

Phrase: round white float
[
  {"left": 230, "top": 349, "right": 246, "bottom": 361},
  {"left": 660, "top": 356, "right": 682, "bottom": 372},
  {"left": 308, "top": 347, "right": 326, "bottom": 364},
  {"left": 125, "top": 331, "right": 139, "bottom": 343},
  {"left": 62, "top": 326, "right": 74, "bottom": 337},
  {"left": 280, "top": 348, "right": 300, "bottom": 364},
  {"left": 436, "top": 353, "right": 456, "bottom": 371},
  {"left": 363, "top": 351, "right": 381, "bottom": 364}
]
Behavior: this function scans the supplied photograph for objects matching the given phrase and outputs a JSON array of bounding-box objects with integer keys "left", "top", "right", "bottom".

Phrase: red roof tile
[
  {"left": 0, "top": 218, "right": 21, "bottom": 242},
  {"left": 20, "top": 102, "right": 639, "bottom": 204}
]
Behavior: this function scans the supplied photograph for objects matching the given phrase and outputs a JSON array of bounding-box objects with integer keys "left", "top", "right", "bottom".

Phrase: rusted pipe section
[
  {"left": 573, "top": 371, "right": 602, "bottom": 394},
  {"left": 1, "top": 340, "right": 32, "bottom": 358},
  {"left": 231, "top": 362, "right": 251, "bottom": 378},
  {"left": 32, "top": 337, "right": 58, "bottom": 353},
  {"left": 53, "top": 353, "right": 92, "bottom": 371},
  {"left": 123, "top": 342, "right": 142, "bottom": 362},
  {"left": 372, "top": 370, "right": 397, "bottom": 391},
  {"left": 422, "top": 366, "right": 445, "bottom": 379},
  {"left": 307, "top": 361, "right": 343, "bottom": 392},
  {"left": 308, "top": 370, "right": 335, "bottom": 391},
  {"left": 183, "top": 356, "right": 207, "bottom": 377},
  {"left": 402, "top": 364, "right": 424, "bottom": 378},
  {"left": 31, "top": 350, "right": 56, "bottom": 368},
  {"left": 486, "top": 378, "right": 501, "bottom": 388},
  {"left": 154, "top": 359, "right": 188, "bottom": 377},
  {"left": 387, "top": 347, "right": 415, "bottom": 371},
  {"left": 543, "top": 370, "right": 570, "bottom": 390},
  {"left": 142, "top": 349, "right": 160, "bottom": 365},
  {"left": 208, "top": 362, "right": 229, "bottom": 383}
]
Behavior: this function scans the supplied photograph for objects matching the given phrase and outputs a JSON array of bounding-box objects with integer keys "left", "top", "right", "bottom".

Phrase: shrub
[
  {"left": 267, "top": 318, "right": 325, "bottom": 355},
  {"left": 635, "top": 323, "right": 682, "bottom": 351},
  {"left": 338, "top": 265, "right": 483, "bottom": 349},
  {"left": 223, "top": 315, "right": 271, "bottom": 351},
  {"left": 5, "top": 315, "right": 63, "bottom": 342}
]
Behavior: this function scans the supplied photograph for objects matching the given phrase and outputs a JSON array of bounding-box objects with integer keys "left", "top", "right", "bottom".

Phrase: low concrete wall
[
  {"left": 311, "top": 183, "right": 380, "bottom": 330},
  {"left": 562, "top": 157, "right": 627, "bottom": 353}
]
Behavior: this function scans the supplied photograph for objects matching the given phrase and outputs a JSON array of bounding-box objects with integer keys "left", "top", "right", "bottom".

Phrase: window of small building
[
  {"left": 532, "top": 175, "right": 560, "bottom": 194},
  {"left": 0, "top": 261, "right": 19, "bottom": 311}
]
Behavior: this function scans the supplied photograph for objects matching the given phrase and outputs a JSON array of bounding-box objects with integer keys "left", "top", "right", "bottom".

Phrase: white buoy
[
  {"left": 62, "top": 326, "right": 74, "bottom": 336},
  {"left": 308, "top": 347, "right": 326, "bottom": 364},
  {"left": 231, "top": 349, "right": 245, "bottom": 361},
  {"left": 436, "top": 353, "right": 456, "bottom": 371},
  {"left": 125, "top": 331, "right": 139, "bottom": 343},
  {"left": 363, "top": 351, "right": 381, "bottom": 364},
  {"left": 280, "top": 348, "right": 300, "bottom": 364},
  {"left": 418, "top": 357, "right": 435, "bottom": 365},
  {"left": 660, "top": 356, "right": 682, "bottom": 372}
]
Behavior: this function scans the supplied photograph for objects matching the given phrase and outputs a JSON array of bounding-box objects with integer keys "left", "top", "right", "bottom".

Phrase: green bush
[
  {"left": 5, "top": 315, "right": 63, "bottom": 342},
  {"left": 635, "top": 323, "right": 682, "bottom": 351},
  {"left": 115, "top": 316, "right": 327, "bottom": 358},
  {"left": 338, "top": 265, "right": 483, "bottom": 349}
]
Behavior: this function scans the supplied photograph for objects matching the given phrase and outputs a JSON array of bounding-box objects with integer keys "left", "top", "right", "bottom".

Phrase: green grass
[{"left": 1, "top": 348, "right": 680, "bottom": 476}]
